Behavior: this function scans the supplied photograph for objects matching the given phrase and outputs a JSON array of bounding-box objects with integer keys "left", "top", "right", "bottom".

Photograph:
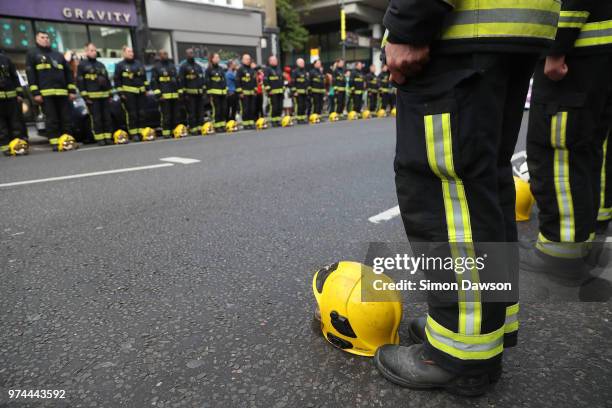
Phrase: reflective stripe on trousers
[{"left": 599, "top": 136, "right": 612, "bottom": 221}]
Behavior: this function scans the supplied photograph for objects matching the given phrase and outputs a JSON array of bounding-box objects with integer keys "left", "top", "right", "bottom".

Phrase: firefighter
[
  {"left": 378, "top": 64, "right": 391, "bottom": 111},
  {"left": 179, "top": 48, "right": 205, "bottom": 135},
  {"left": 365, "top": 64, "right": 380, "bottom": 112},
  {"left": 375, "top": 0, "right": 561, "bottom": 396},
  {"left": 348, "top": 61, "right": 365, "bottom": 113},
  {"left": 205, "top": 53, "right": 228, "bottom": 133},
  {"left": 263, "top": 55, "right": 284, "bottom": 127},
  {"left": 114, "top": 46, "right": 149, "bottom": 141},
  {"left": 332, "top": 59, "right": 346, "bottom": 115},
  {"left": 151, "top": 50, "right": 182, "bottom": 138},
  {"left": 236, "top": 54, "right": 257, "bottom": 130},
  {"left": 598, "top": 125, "right": 612, "bottom": 234},
  {"left": 291, "top": 58, "right": 309, "bottom": 124},
  {"left": 26, "top": 31, "right": 77, "bottom": 150},
  {"left": 524, "top": 1, "right": 612, "bottom": 273},
  {"left": 77, "top": 43, "right": 113, "bottom": 145},
  {"left": 0, "top": 49, "right": 27, "bottom": 155},
  {"left": 309, "top": 59, "right": 325, "bottom": 115}
]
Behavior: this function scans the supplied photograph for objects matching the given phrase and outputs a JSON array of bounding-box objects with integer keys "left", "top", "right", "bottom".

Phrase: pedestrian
[
  {"left": 26, "top": 30, "right": 77, "bottom": 150},
  {"left": 366, "top": 63, "right": 380, "bottom": 112},
  {"left": 348, "top": 61, "right": 365, "bottom": 114},
  {"left": 179, "top": 48, "right": 206, "bottom": 135},
  {"left": 0, "top": 48, "right": 27, "bottom": 155},
  {"left": 332, "top": 59, "right": 346, "bottom": 116},
  {"left": 375, "top": 0, "right": 561, "bottom": 396},
  {"left": 76, "top": 42, "right": 113, "bottom": 145},
  {"left": 523, "top": 0, "right": 612, "bottom": 274},
  {"left": 253, "top": 62, "right": 264, "bottom": 119},
  {"left": 114, "top": 46, "right": 149, "bottom": 141},
  {"left": 236, "top": 54, "right": 257, "bottom": 129},
  {"left": 291, "top": 58, "right": 309, "bottom": 124},
  {"left": 206, "top": 53, "right": 228, "bottom": 133},
  {"left": 151, "top": 49, "right": 183, "bottom": 138},
  {"left": 263, "top": 55, "right": 284, "bottom": 127},
  {"left": 225, "top": 60, "right": 238, "bottom": 122},
  {"left": 282, "top": 66, "right": 293, "bottom": 117}
]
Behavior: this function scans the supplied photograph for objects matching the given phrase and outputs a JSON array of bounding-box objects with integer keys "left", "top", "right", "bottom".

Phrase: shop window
[
  {"left": 0, "top": 18, "right": 33, "bottom": 51},
  {"left": 34, "top": 21, "right": 87, "bottom": 53},
  {"left": 89, "top": 25, "right": 132, "bottom": 58},
  {"left": 146, "top": 30, "right": 173, "bottom": 64}
]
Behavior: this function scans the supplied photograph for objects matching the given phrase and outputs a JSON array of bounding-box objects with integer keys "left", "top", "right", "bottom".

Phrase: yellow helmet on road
[
  {"left": 329, "top": 112, "right": 339, "bottom": 122},
  {"left": 202, "top": 122, "right": 214, "bottom": 135},
  {"left": 309, "top": 113, "right": 320, "bottom": 124},
  {"left": 376, "top": 109, "right": 386, "bottom": 118},
  {"left": 56, "top": 134, "right": 78, "bottom": 152},
  {"left": 281, "top": 116, "right": 292, "bottom": 127},
  {"left": 113, "top": 129, "right": 129, "bottom": 144},
  {"left": 391, "top": 107, "right": 396, "bottom": 117},
  {"left": 226, "top": 120, "right": 238, "bottom": 133},
  {"left": 312, "top": 261, "right": 402, "bottom": 357},
  {"left": 515, "top": 176, "right": 535, "bottom": 221},
  {"left": 173, "top": 124, "right": 188, "bottom": 138},
  {"left": 347, "top": 111, "right": 359, "bottom": 121},
  {"left": 2, "top": 138, "right": 29, "bottom": 156},
  {"left": 141, "top": 127, "right": 156, "bottom": 141},
  {"left": 256, "top": 117, "right": 267, "bottom": 130},
  {"left": 361, "top": 110, "right": 371, "bottom": 119}
]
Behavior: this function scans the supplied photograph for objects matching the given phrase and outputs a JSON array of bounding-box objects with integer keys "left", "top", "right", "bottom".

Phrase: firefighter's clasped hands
[{"left": 384, "top": 42, "right": 430, "bottom": 85}]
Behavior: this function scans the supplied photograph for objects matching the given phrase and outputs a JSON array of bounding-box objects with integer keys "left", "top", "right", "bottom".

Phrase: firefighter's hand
[
  {"left": 33, "top": 95, "right": 43, "bottom": 105},
  {"left": 16, "top": 96, "right": 23, "bottom": 104},
  {"left": 68, "top": 93, "right": 77, "bottom": 102},
  {"left": 385, "top": 42, "right": 430, "bottom": 85},
  {"left": 85, "top": 98, "right": 93, "bottom": 105},
  {"left": 544, "top": 55, "right": 568, "bottom": 81}
]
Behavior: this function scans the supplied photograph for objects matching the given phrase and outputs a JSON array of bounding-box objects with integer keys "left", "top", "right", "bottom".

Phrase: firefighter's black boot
[
  {"left": 408, "top": 317, "right": 426, "bottom": 344},
  {"left": 520, "top": 248, "right": 590, "bottom": 282}
]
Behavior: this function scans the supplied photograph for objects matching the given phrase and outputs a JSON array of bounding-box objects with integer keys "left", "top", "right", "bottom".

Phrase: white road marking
[
  {"left": 369, "top": 205, "right": 400, "bottom": 224},
  {"left": 159, "top": 157, "right": 201, "bottom": 164},
  {"left": 0, "top": 163, "right": 174, "bottom": 188}
]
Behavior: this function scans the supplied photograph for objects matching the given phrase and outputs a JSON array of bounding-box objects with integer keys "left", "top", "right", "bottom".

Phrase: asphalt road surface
[{"left": 1, "top": 118, "right": 611, "bottom": 408}]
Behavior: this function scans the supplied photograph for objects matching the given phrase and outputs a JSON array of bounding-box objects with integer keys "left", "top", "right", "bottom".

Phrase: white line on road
[
  {"left": 369, "top": 206, "right": 400, "bottom": 224},
  {"left": 160, "top": 157, "right": 201, "bottom": 164},
  {"left": 0, "top": 163, "right": 174, "bottom": 188}
]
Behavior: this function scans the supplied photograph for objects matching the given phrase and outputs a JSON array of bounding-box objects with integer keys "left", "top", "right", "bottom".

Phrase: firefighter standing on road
[
  {"left": 0, "top": 49, "right": 27, "bottom": 155},
  {"left": 206, "top": 53, "right": 228, "bottom": 133},
  {"left": 348, "top": 61, "right": 365, "bottom": 114},
  {"left": 375, "top": 0, "right": 561, "bottom": 396},
  {"left": 291, "top": 58, "right": 309, "bottom": 124},
  {"left": 378, "top": 65, "right": 391, "bottom": 112},
  {"left": 523, "top": 0, "right": 612, "bottom": 273},
  {"left": 26, "top": 31, "right": 77, "bottom": 150},
  {"left": 309, "top": 59, "right": 325, "bottom": 116},
  {"left": 179, "top": 48, "right": 206, "bottom": 135},
  {"left": 152, "top": 50, "right": 183, "bottom": 138},
  {"left": 366, "top": 63, "right": 380, "bottom": 112},
  {"left": 263, "top": 55, "right": 284, "bottom": 127},
  {"left": 332, "top": 59, "right": 346, "bottom": 116},
  {"left": 77, "top": 43, "right": 113, "bottom": 145},
  {"left": 114, "top": 46, "right": 149, "bottom": 141},
  {"left": 236, "top": 54, "right": 257, "bottom": 130}
]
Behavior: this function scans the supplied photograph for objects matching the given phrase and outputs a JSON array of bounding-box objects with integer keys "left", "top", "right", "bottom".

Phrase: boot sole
[{"left": 374, "top": 352, "right": 492, "bottom": 397}]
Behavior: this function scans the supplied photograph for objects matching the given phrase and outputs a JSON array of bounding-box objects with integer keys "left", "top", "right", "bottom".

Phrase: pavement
[{"left": 0, "top": 117, "right": 611, "bottom": 408}]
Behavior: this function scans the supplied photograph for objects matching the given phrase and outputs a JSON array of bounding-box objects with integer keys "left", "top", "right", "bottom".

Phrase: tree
[{"left": 276, "top": 0, "right": 309, "bottom": 53}]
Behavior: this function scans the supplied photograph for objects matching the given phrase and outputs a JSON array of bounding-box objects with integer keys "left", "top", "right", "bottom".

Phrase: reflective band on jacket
[
  {"left": 36, "top": 63, "right": 52, "bottom": 70},
  {"left": 441, "top": 0, "right": 560, "bottom": 41},
  {"left": 120, "top": 85, "right": 146, "bottom": 93},
  {"left": 425, "top": 316, "right": 503, "bottom": 361},
  {"left": 184, "top": 88, "right": 203, "bottom": 95},
  {"left": 558, "top": 10, "right": 590, "bottom": 28},
  {"left": 81, "top": 91, "right": 110, "bottom": 98},
  {"left": 162, "top": 92, "right": 179, "bottom": 99},
  {"left": 40, "top": 89, "right": 68, "bottom": 96},
  {"left": 504, "top": 303, "right": 519, "bottom": 334},
  {"left": 551, "top": 112, "right": 575, "bottom": 243},
  {"left": 268, "top": 88, "right": 284, "bottom": 95},
  {"left": 207, "top": 89, "right": 227, "bottom": 95},
  {"left": 424, "top": 113, "right": 482, "bottom": 337},
  {"left": 0, "top": 91, "right": 18, "bottom": 98},
  {"left": 575, "top": 19, "right": 612, "bottom": 48}
]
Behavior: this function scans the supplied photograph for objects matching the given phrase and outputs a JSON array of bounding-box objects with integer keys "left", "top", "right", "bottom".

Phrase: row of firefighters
[{"left": 0, "top": 34, "right": 397, "bottom": 155}]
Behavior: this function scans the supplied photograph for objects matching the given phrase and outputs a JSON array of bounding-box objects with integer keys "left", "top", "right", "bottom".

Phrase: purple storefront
[{"left": 0, "top": 0, "right": 137, "bottom": 67}]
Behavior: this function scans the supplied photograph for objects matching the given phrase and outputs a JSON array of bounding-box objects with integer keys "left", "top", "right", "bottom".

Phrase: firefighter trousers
[
  {"left": 380, "top": 92, "right": 390, "bottom": 111},
  {"left": 310, "top": 93, "right": 323, "bottom": 115},
  {"left": 159, "top": 97, "right": 181, "bottom": 138},
  {"left": 121, "top": 93, "right": 146, "bottom": 139},
  {"left": 395, "top": 53, "right": 538, "bottom": 375},
  {"left": 349, "top": 92, "right": 362, "bottom": 113},
  {"left": 240, "top": 94, "right": 256, "bottom": 127},
  {"left": 335, "top": 90, "right": 346, "bottom": 115},
  {"left": 368, "top": 92, "right": 378, "bottom": 112},
  {"left": 42, "top": 96, "right": 71, "bottom": 142},
  {"left": 87, "top": 98, "right": 112, "bottom": 142},
  {"left": 268, "top": 93, "right": 283, "bottom": 125},
  {"left": 209, "top": 94, "right": 227, "bottom": 131},
  {"left": 0, "top": 98, "right": 24, "bottom": 145},
  {"left": 294, "top": 93, "right": 308, "bottom": 122},
  {"left": 184, "top": 94, "right": 204, "bottom": 132},
  {"left": 527, "top": 55, "right": 612, "bottom": 258}
]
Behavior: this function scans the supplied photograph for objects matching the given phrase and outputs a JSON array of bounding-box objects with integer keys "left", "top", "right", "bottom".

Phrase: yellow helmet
[
  {"left": 361, "top": 110, "right": 371, "bottom": 119},
  {"left": 391, "top": 107, "right": 397, "bottom": 117},
  {"left": 312, "top": 261, "right": 402, "bottom": 357},
  {"left": 309, "top": 113, "right": 320, "bottom": 124},
  {"left": 3, "top": 138, "right": 29, "bottom": 156},
  {"left": 173, "top": 124, "right": 188, "bottom": 138},
  {"left": 376, "top": 109, "right": 387, "bottom": 118},
  {"left": 141, "top": 127, "right": 156, "bottom": 141},
  {"left": 281, "top": 116, "right": 292, "bottom": 127},
  {"left": 347, "top": 111, "right": 359, "bottom": 121},
  {"left": 515, "top": 176, "right": 535, "bottom": 221},
  {"left": 56, "top": 134, "right": 78, "bottom": 152},
  {"left": 329, "top": 112, "right": 339, "bottom": 122},
  {"left": 256, "top": 117, "right": 267, "bottom": 130},
  {"left": 113, "top": 129, "right": 129, "bottom": 144},
  {"left": 226, "top": 120, "right": 238, "bottom": 133},
  {"left": 202, "top": 122, "right": 214, "bottom": 135}
]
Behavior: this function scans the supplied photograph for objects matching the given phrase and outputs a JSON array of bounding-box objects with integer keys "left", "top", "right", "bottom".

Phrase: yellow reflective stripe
[
  {"left": 207, "top": 89, "right": 227, "bottom": 95},
  {"left": 29, "top": 85, "right": 39, "bottom": 91},
  {"left": 0, "top": 91, "right": 18, "bottom": 98},
  {"left": 536, "top": 233, "right": 588, "bottom": 259},
  {"left": 575, "top": 19, "right": 612, "bottom": 47},
  {"left": 49, "top": 137, "right": 59, "bottom": 145},
  {"left": 425, "top": 316, "right": 503, "bottom": 361},
  {"left": 67, "top": 84, "right": 77, "bottom": 90},
  {"left": 85, "top": 91, "right": 110, "bottom": 98},
  {"left": 35, "top": 63, "right": 51, "bottom": 70},
  {"left": 269, "top": 88, "right": 284, "bottom": 95},
  {"left": 120, "top": 85, "right": 145, "bottom": 93},
  {"left": 40, "top": 89, "right": 69, "bottom": 96},
  {"left": 184, "top": 88, "right": 203, "bottom": 94},
  {"left": 599, "top": 136, "right": 609, "bottom": 221},
  {"left": 162, "top": 92, "right": 179, "bottom": 99},
  {"left": 455, "top": 0, "right": 559, "bottom": 11},
  {"left": 504, "top": 304, "right": 519, "bottom": 333},
  {"left": 551, "top": 112, "right": 575, "bottom": 243},
  {"left": 558, "top": 11, "right": 590, "bottom": 28},
  {"left": 443, "top": 22, "right": 558, "bottom": 40}
]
